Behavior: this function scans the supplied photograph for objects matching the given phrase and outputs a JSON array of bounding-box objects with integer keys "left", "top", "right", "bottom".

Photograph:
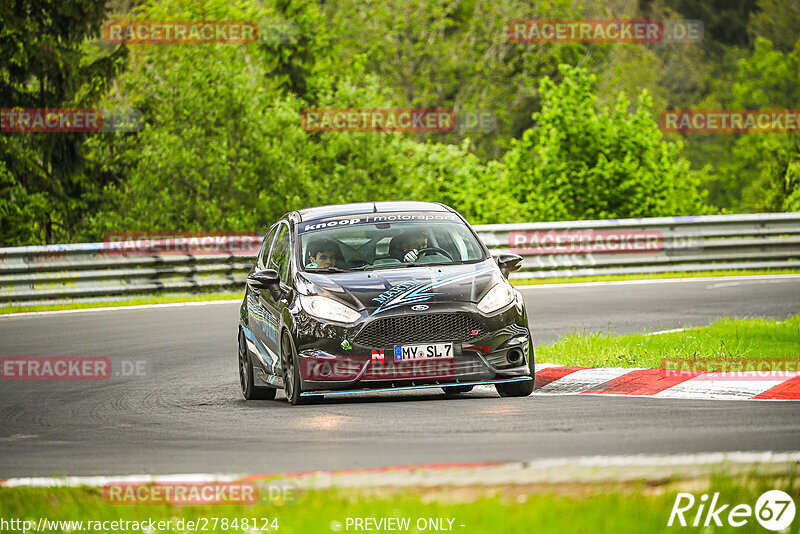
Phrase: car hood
[{"left": 296, "top": 259, "right": 502, "bottom": 314}]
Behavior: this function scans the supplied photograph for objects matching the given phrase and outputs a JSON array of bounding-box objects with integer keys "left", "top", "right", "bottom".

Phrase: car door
[
  {"left": 256, "top": 222, "right": 292, "bottom": 373},
  {"left": 246, "top": 225, "right": 281, "bottom": 377}
]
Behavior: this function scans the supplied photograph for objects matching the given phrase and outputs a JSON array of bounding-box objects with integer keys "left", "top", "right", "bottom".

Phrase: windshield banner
[{"left": 298, "top": 212, "right": 461, "bottom": 234}]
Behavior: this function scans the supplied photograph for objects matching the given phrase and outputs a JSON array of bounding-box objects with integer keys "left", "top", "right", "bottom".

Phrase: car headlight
[
  {"left": 299, "top": 295, "right": 361, "bottom": 324},
  {"left": 477, "top": 283, "right": 515, "bottom": 314}
]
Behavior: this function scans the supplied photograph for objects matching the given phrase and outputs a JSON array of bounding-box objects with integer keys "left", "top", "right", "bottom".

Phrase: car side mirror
[
  {"left": 496, "top": 253, "right": 523, "bottom": 278},
  {"left": 247, "top": 269, "right": 280, "bottom": 291}
]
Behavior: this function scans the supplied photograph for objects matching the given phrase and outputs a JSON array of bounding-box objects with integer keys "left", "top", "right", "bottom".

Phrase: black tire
[
  {"left": 495, "top": 345, "right": 535, "bottom": 397},
  {"left": 281, "top": 332, "right": 307, "bottom": 405},
  {"left": 495, "top": 379, "right": 534, "bottom": 397},
  {"left": 442, "top": 385, "right": 474, "bottom": 396},
  {"left": 238, "top": 331, "right": 277, "bottom": 400}
]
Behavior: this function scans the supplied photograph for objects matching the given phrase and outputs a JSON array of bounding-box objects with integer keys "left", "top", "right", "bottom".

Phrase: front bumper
[
  {"left": 299, "top": 377, "right": 533, "bottom": 397},
  {"left": 294, "top": 301, "right": 533, "bottom": 393}
]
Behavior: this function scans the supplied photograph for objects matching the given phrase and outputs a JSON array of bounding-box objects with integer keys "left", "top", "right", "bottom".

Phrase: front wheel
[
  {"left": 239, "top": 331, "right": 276, "bottom": 400},
  {"left": 443, "top": 385, "right": 474, "bottom": 396},
  {"left": 281, "top": 333, "right": 307, "bottom": 405},
  {"left": 495, "top": 379, "right": 534, "bottom": 397},
  {"left": 496, "top": 345, "right": 535, "bottom": 397}
]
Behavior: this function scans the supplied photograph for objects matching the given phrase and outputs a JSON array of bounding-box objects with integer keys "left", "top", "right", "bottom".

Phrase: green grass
[
  {"left": 538, "top": 315, "right": 800, "bottom": 368},
  {"left": 511, "top": 268, "right": 799, "bottom": 286},
  {"left": 0, "top": 292, "right": 242, "bottom": 314},
  {"left": 0, "top": 472, "right": 796, "bottom": 533}
]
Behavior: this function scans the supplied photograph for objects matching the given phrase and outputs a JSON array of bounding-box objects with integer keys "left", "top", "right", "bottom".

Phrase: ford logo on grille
[{"left": 411, "top": 304, "right": 429, "bottom": 311}]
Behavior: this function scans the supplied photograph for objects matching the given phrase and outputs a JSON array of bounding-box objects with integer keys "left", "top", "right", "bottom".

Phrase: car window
[
  {"left": 298, "top": 217, "right": 486, "bottom": 271},
  {"left": 268, "top": 224, "right": 291, "bottom": 282},
  {"left": 257, "top": 225, "right": 278, "bottom": 268}
]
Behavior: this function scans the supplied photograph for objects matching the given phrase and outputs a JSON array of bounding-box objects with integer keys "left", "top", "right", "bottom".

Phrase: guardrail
[
  {"left": 482, "top": 212, "right": 800, "bottom": 280},
  {"left": 1, "top": 213, "right": 798, "bottom": 303}
]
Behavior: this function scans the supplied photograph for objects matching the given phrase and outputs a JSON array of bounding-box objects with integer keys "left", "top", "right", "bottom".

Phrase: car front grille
[{"left": 354, "top": 313, "right": 484, "bottom": 347}]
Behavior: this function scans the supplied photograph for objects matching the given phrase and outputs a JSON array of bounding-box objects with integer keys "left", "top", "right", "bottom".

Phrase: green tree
[
  {"left": 720, "top": 37, "right": 800, "bottom": 212},
  {"left": 323, "top": 0, "right": 588, "bottom": 158},
  {"left": 0, "top": 0, "right": 126, "bottom": 245},
  {"left": 504, "top": 65, "right": 710, "bottom": 221},
  {"left": 82, "top": 0, "right": 336, "bottom": 235},
  {"left": 640, "top": 0, "right": 760, "bottom": 50},
  {"left": 83, "top": 0, "right": 513, "bottom": 235},
  {"left": 749, "top": 0, "right": 800, "bottom": 53}
]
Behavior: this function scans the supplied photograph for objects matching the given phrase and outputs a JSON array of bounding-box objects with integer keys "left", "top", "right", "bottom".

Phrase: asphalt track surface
[{"left": 1, "top": 276, "right": 799, "bottom": 477}]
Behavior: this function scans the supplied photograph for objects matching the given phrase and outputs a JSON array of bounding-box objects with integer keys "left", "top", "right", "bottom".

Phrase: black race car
[{"left": 238, "top": 201, "right": 534, "bottom": 404}]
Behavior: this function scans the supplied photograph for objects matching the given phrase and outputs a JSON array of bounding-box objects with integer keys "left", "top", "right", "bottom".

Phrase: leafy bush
[{"left": 503, "top": 65, "right": 711, "bottom": 221}]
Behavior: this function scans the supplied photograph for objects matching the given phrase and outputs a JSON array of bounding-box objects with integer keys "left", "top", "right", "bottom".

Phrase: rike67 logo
[{"left": 668, "top": 490, "right": 796, "bottom": 531}]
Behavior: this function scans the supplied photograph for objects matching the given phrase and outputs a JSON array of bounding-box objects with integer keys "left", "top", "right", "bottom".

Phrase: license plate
[{"left": 393, "top": 343, "right": 453, "bottom": 362}]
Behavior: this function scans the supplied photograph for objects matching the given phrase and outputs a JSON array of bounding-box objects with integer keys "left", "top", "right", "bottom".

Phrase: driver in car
[
  {"left": 306, "top": 238, "right": 339, "bottom": 269},
  {"left": 397, "top": 230, "right": 430, "bottom": 262}
]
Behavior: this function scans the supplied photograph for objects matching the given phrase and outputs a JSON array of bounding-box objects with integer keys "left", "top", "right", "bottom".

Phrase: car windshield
[{"left": 299, "top": 219, "right": 486, "bottom": 272}]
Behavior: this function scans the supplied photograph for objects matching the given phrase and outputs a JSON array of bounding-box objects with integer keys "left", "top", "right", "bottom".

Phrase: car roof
[{"left": 293, "top": 201, "right": 454, "bottom": 222}]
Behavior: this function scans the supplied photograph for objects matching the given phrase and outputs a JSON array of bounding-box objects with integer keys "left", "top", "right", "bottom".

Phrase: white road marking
[
  {"left": 654, "top": 372, "right": 798, "bottom": 400},
  {"left": 0, "top": 299, "right": 240, "bottom": 319},
  {"left": 706, "top": 278, "right": 799, "bottom": 289},
  {"left": 0, "top": 434, "right": 37, "bottom": 442},
  {"left": 4, "top": 451, "right": 799, "bottom": 489},
  {"left": 534, "top": 367, "right": 640, "bottom": 394},
  {"left": 516, "top": 274, "right": 800, "bottom": 290},
  {"left": 0, "top": 473, "right": 240, "bottom": 488},
  {"left": 644, "top": 327, "right": 688, "bottom": 336},
  {"left": 530, "top": 364, "right": 800, "bottom": 401}
]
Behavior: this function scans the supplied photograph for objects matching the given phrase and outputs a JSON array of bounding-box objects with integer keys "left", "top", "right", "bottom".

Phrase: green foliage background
[{"left": 1, "top": 0, "right": 799, "bottom": 245}]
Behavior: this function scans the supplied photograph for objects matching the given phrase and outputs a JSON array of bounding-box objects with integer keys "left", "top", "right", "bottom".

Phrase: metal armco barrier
[
  {"left": 481, "top": 212, "right": 800, "bottom": 280},
  {"left": 1, "top": 213, "right": 799, "bottom": 303}
]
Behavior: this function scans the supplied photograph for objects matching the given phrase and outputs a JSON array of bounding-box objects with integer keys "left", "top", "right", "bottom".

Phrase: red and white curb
[
  {"left": 528, "top": 363, "right": 800, "bottom": 400},
  {"left": 2, "top": 452, "right": 798, "bottom": 489}
]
